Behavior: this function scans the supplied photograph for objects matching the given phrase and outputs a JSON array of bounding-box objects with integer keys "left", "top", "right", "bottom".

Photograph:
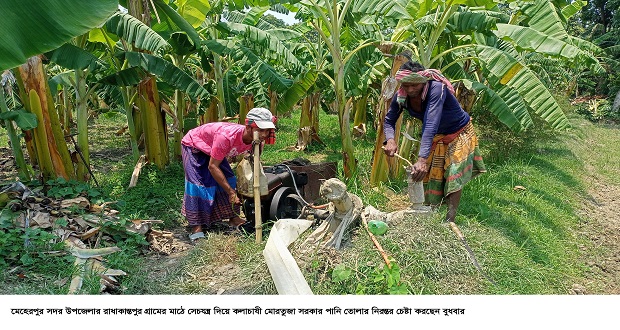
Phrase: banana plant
[
  {"left": 77, "top": 3, "right": 214, "bottom": 167},
  {"left": 0, "top": 0, "right": 117, "bottom": 182},
  {"left": 45, "top": 37, "right": 109, "bottom": 182},
  {"left": 289, "top": 0, "right": 406, "bottom": 178},
  {"left": 203, "top": 7, "right": 316, "bottom": 118}
]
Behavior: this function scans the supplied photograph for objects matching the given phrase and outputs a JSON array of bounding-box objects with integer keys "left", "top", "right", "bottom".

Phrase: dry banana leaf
[
  {"left": 60, "top": 197, "right": 90, "bottom": 210},
  {"left": 30, "top": 211, "right": 51, "bottom": 228}
]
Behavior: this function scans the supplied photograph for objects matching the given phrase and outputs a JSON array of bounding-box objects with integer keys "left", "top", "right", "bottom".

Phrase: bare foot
[{"left": 228, "top": 217, "right": 246, "bottom": 228}]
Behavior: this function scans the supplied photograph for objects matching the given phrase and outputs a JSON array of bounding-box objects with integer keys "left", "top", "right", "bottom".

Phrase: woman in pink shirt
[{"left": 181, "top": 108, "right": 276, "bottom": 242}]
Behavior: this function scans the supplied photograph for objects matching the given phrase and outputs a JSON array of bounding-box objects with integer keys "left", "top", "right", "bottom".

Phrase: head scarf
[{"left": 395, "top": 68, "right": 455, "bottom": 106}]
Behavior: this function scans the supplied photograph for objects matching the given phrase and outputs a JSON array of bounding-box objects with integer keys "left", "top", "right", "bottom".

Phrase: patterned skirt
[
  {"left": 423, "top": 121, "right": 486, "bottom": 205},
  {"left": 181, "top": 145, "right": 241, "bottom": 227}
]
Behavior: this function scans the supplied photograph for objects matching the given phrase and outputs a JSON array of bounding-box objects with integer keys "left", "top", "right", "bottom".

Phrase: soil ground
[{"left": 574, "top": 172, "right": 620, "bottom": 294}]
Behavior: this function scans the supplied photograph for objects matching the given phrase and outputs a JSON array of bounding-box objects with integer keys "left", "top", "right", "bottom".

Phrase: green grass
[
  {"left": 0, "top": 126, "right": 7, "bottom": 147},
  {"left": 1, "top": 100, "right": 618, "bottom": 295}
]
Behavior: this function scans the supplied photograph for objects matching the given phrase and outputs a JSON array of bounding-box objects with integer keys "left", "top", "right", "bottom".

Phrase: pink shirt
[{"left": 181, "top": 122, "right": 252, "bottom": 160}]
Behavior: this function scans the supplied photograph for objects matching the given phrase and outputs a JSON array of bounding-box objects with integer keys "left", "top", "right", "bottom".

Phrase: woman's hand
[
  {"left": 410, "top": 157, "right": 428, "bottom": 182},
  {"left": 383, "top": 139, "right": 398, "bottom": 157},
  {"left": 228, "top": 189, "right": 241, "bottom": 205}
]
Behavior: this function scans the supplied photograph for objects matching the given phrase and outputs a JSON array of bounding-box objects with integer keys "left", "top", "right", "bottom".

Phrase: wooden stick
[
  {"left": 252, "top": 130, "right": 262, "bottom": 243},
  {"left": 361, "top": 215, "right": 392, "bottom": 269},
  {"left": 381, "top": 146, "right": 413, "bottom": 168}
]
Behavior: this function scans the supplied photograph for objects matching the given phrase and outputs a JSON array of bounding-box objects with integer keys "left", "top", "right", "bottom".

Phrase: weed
[
  {"left": 0, "top": 209, "right": 65, "bottom": 268},
  {"left": 43, "top": 177, "right": 103, "bottom": 201},
  {"left": 575, "top": 99, "right": 620, "bottom": 124}
]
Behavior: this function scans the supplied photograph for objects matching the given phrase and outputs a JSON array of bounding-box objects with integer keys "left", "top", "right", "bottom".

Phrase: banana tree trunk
[
  {"left": 334, "top": 58, "right": 356, "bottom": 178},
  {"left": 296, "top": 92, "right": 321, "bottom": 151},
  {"left": 269, "top": 86, "right": 278, "bottom": 117},
  {"left": 0, "top": 86, "right": 31, "bottom": 181},
  {"left": 121, "top": 87, "right": 140, "bottom": 163},
  {"left": 75, "top": 67, "right": 91, "bottom": 182},
  {"left": 201, "top": 99, "right": 219, "bottom": 124},
  {"left": 15, "top": 73, "right": 37, "bottom": 169},
  {"left": 370, "top": 54, "right": 409, "bottom": 185},
  {"left": 172, "top": 55, "right": 188, "bottom": 161},
  {"left": 63, "top": 88, "right": 74, "bottom": 135},
  {"left": 172, "top": 88, "right": 185, "bottom": 161},
  {"left": 137, "top": 77, "right": 168, "bottom": 168},
  {"left": 208, "top": 14, "right": 226, "bottom": 120},
  {"left": 300, "top": 92, "right": 320, "bottom": 130},
  {"left": 370, "top": 101, "right": 389, "bottom": 184},
  {"left": 129, "top": 0, "right": 168, "bottom": 168},
  {"left": 352, "top": 94, "right": 368, "bottom": 137},
  {"left": 238, "top": 94, "right": 254, "bottom": 124},
  {"left": 214, "top": 55, "right": 226, "bottom": 120},
  {"left": 454, "top": 81, "right": 477, "bottom": 113},
  {"left": 16, "top": 56, "right": 75, "bottom": 181},
  {"left": 57, "top": 90, "right": 66, "bottom": 135}
]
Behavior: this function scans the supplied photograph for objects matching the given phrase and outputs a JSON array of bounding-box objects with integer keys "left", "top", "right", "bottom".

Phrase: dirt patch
[
  {"left": 0, "top": 147, "right": 19, "bottom": 183},
  {"left": 576, "top": 180, "right": 620, "bottom": 294}
]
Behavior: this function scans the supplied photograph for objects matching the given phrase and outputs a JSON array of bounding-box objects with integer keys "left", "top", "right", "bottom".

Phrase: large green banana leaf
[
  {"left": 104, "top": 13, "right": 170, "bottom": 53},
  {"left": 242, "top": 6, "right": 270, "bottom": 26},
  {"left": 448, "top": 11, "right": 499, "bottom": 34},
  {"left": 567, "top": 37, "right": 607, "bottom": 74},
  {"left": 351, "top": 0, "right": 408, "bottom": 20},
  {"left": 223, "top": 71, "right": 240, "bottom": 117},
  {"left": 46, "top": 44, "right": 106, "bottom": 72},
  {"left": 458, "top": 79, "right": 524, "bottom": 131},
  {"left": 0, "top": 0, "right": 118, "bottom": 71},
  {"left": 264, "top": 28, "right": 304, "bottom": 41},
  {"left": 217, "top": 22, "right": 301, "bottom": 70},
  {"left": 469, "top": 9, "right": 510, "bottom": 24},
  {"left": 204, "top": 39, "right": 293, "bottom": 92},
  {"left": 153, "top": 0, "right": 202, "bottom": 48},
  {"left": 98, "top": 67, "right": 151, "bottom": 87},
  {"left": 49, "top": 71, "right": 76, "bottom": 91},
  {"left": 509, "top": 68, "right": 570, "bottom": 130},
  {"left": 475, "top": 45, "right": 570, "bottom": 130},
  {"left": 176, "top": 0, "right": 211, "bottom": 28},
  {"left": 520, "top": 0, "right": 569, "bottom": 40},
  {"left": 275, "top": 70, "right": 318, "bottom": 115},
  {"left": 98, "top": 52, "right": 212, "bottom": 101},
  {"left": 494, "top": 24, "right": 581, "bottom": 59},
  {"left": 0, "top": 109, "right": 38, "bottom": 131},
  {"left": 560, "top": 0, "right": 587, "bottom": 20},
  {"left": 493, "top": 82, "right": 534, "bottom": 130}
]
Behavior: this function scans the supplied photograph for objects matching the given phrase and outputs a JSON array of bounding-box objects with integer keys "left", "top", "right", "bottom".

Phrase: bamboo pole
[{"left": 252, "top": 130, "right": 262, "bottom": 243}]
